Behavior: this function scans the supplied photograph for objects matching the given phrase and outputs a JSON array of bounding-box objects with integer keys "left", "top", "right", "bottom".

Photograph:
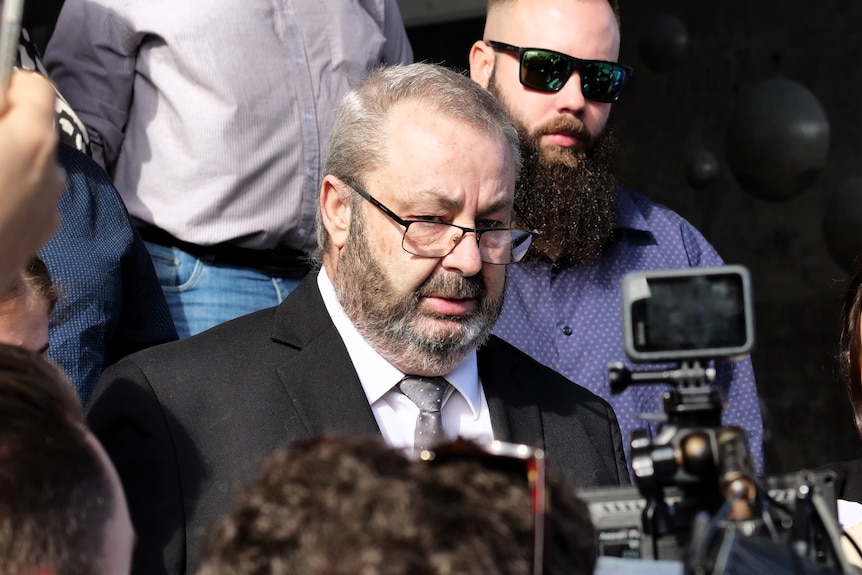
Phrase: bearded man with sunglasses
[
  {"left": 86, "top": 62, "right": 629, "bottom": 575},
  {"left": 469, "top": 0, "right": 764, "bottom": 475}
]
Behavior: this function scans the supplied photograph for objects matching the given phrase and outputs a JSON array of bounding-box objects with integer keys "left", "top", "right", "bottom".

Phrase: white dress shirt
[{"left": 317, "top": 267, "right": 495, "bottom": 452}]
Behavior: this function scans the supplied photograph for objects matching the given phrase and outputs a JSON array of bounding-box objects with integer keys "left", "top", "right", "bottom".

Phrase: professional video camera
[{"left": 579, "top": 266, "right": 857, "bottom": 574}]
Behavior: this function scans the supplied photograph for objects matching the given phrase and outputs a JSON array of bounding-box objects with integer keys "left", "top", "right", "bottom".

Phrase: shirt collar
[
  {"left": 317, "top": 267, "right": 483, "bottom": 418},
  {"left": 614, "top": 187, "right": 652, "bottom": 233}
]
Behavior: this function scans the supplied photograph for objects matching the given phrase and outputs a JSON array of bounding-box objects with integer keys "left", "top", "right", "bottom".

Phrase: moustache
[
  {"left": 417, "top": 272, "right": 486, "bottom": 300},
  {"left": 535, "top": 117, "right": 592, "bottom": 145}
]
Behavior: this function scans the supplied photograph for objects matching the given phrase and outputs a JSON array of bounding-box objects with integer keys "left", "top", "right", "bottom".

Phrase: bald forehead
[
  {"left": 486, "top": 0, "right": 619, "bottom": 33},
  {"left": 484, "top": 0, "right": 621, "bottom": 60}
]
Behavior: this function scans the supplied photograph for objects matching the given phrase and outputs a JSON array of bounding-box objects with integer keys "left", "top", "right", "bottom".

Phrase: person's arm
[
  {"left": 43, "top": 0, "right": 137, "bottom": 170},
  {"left": 715, "top": 357, "right": 764, "bottom": 473},
  {"left": 108, "top": 224, "right": 179, "bottom": 363},
  {"left": 679, "top": 222, "right": 766, "bottom": 474},
  {"left": 0, "top": 71, "right": 64, "bottom": 293}
]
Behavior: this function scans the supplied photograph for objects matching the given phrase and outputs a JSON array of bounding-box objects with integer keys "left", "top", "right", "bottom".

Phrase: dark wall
[{"left": 407, "top": 1, "right": 862, "bottom": 474}]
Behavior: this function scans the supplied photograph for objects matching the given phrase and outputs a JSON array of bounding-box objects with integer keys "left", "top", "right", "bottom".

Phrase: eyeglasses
[
  {"left": 345, "top": 180, "right": 535, "bottom": 265},
  {"left": 486, "top": 40, "right": 632, "bottom": 103},
  {"left": 420, "top": 439, "right": 547, "bottom": 575}
]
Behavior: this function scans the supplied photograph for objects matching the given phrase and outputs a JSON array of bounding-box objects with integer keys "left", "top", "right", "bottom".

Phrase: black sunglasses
[{"left": 486, "top": 40, "right": 632, "bottom": 103}]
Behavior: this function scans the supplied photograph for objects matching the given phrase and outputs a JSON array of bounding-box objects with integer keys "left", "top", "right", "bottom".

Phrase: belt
[{"left": 137, "top": 225, "right": 311, "bottom": 279}]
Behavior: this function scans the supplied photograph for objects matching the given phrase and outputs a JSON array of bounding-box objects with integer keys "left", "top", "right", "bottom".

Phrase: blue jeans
[{"left": 145, "top": 241, "right": 305, "bottom": 339}]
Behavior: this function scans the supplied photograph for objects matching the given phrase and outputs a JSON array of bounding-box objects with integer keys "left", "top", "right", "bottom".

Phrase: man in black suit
[{"left": 87, "top": 62, "right": 629, "bottom": 575}]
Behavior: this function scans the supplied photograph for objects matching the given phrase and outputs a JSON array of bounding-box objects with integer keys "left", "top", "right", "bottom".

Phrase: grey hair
[{"left": 311, "top": 63, "right": 522, "bottom": 263}]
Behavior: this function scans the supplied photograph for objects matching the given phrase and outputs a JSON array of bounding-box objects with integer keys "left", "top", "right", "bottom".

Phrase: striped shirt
[{"left": 45, "top": 0, "right": 413, "bottom": 251}]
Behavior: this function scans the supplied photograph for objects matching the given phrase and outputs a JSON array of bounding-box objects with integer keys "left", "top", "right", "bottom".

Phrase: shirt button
[{"left": 562, "top": 326, "right": 573, "bottom": 336}]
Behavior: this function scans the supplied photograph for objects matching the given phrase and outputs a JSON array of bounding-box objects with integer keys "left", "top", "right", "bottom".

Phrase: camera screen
[{"left": 623, "top": 267, "right": 753, "bottom": 361}]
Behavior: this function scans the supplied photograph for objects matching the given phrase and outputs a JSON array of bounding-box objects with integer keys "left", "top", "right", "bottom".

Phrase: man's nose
[
  {"left": 555, "top": 71, "right": 588, "bottom": 114},
  {"left": 441, "top": 231, "right": 483, "bottom": 276}
]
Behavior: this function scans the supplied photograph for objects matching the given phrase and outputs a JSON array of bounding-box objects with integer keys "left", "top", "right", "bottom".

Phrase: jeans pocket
[{"left": 144, "top": 242, "right": 204, "bottom": 292}]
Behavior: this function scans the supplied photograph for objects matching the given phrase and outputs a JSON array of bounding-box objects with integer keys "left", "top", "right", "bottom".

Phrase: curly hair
[{"left": 197, "top": 437, "right": 596, "bottom": 575}]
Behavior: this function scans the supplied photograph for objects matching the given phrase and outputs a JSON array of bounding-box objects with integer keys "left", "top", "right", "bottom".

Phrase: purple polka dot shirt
[{"left": 495, "top": 188, "right": 764, "bottom": 475}]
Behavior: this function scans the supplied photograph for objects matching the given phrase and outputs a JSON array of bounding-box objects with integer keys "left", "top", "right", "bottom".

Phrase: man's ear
[
  {"left": 469, "top": 40, "right": 495, "bottom": 89},
  {"left": 320, "top": 175, "right": 351, "bottom": 250}
]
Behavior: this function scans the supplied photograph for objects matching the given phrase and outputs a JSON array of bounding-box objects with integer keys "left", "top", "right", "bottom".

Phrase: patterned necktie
[{"left": 398, "top": 375, "right": 450, "bottom": 452}]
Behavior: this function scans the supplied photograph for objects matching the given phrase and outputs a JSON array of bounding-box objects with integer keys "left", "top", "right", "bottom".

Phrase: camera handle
[
  {"left": 608, "top": 360, "right": 728, "bottom": 494},
  {"left": 608, "top": 360, "right": 717, "bottom": 396}
]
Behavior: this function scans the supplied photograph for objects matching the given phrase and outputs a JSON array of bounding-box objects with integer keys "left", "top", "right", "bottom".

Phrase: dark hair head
[
  {"left": 197, "top": 436, "right": 596, "bottom": 575},
  {"left": 840, "top": 263, "right": 862, "bottom": 437},
  {"left": 0, "top": 344, "right": 115, "bottom": 575}
]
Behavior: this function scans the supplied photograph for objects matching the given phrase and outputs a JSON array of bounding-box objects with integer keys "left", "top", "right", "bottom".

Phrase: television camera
[{"left": 579, "top": 266, "right": 857, "bottom": 574}]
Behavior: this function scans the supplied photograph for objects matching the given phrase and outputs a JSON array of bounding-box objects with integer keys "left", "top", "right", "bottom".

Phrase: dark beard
[
  {"left": 515, "top": 127, "right": 620, "bottom": 265},
  {"left": 487, "top": 70, "right": 620, "bottom": 264}
]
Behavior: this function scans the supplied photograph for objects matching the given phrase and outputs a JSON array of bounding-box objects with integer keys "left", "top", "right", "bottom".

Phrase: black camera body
[{"left": 580, "top": 266, "right": 853, "bottom": 574}]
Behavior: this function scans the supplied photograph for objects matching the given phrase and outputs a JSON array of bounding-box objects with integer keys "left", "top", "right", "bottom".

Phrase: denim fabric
[{"left": 144, "top": 242, "right": 305, "bottom": 338}]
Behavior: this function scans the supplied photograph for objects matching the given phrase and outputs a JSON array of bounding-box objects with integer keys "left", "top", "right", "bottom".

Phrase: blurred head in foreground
[
  {"left": 0, "top": 256, "right": 57, "bottom": 354},
  {"left": 197, "top": 436, "right": 596, "bottom": 575},
  {"left": 0, "top": 344, "right": 133, "bottom": 575}
]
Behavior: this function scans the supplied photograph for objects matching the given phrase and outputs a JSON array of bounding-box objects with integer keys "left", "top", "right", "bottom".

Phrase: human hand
[{"left": 0, "top": 70, "right": 65, "bottom": 293}]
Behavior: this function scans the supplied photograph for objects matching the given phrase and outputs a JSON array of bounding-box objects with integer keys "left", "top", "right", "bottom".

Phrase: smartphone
[
  {"left": 0, "top": 0, "right": 24, "bottom": 109},
  {"left": 620, "top": 265, "right": 755, "bottom": 363}
]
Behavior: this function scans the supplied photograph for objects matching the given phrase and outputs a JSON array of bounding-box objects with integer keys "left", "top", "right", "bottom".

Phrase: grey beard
[{"left": 332, "top": 214, "right": 504, "bottom": 375}]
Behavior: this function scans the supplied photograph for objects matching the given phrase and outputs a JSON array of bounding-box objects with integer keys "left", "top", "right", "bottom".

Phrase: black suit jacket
[{"left": 87, "top": 273, "right": 629, "bottom": 575}]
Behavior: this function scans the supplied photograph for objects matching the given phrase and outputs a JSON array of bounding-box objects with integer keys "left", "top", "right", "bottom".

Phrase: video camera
[{"left": 579, "top": 266, "right": 856, "bottom": 574}]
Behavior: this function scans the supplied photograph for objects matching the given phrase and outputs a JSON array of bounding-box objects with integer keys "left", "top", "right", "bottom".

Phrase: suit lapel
[
  {"left": 478, "top": 337, "right": 545, "bottom": 448},
  {"left": 270, "top": 273, "right": 382, "bottom": 438},
  {"left": 268, "top": 278, "right": 546, "bottom": 446}
]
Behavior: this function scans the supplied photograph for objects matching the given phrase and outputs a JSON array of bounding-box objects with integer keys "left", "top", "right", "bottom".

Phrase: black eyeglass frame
[
  {"left": 486, "top": 40, "right": 633, "bottom": 103},
  {"left": 343, "top": 179, "right": 536, "bottom": 265}
]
